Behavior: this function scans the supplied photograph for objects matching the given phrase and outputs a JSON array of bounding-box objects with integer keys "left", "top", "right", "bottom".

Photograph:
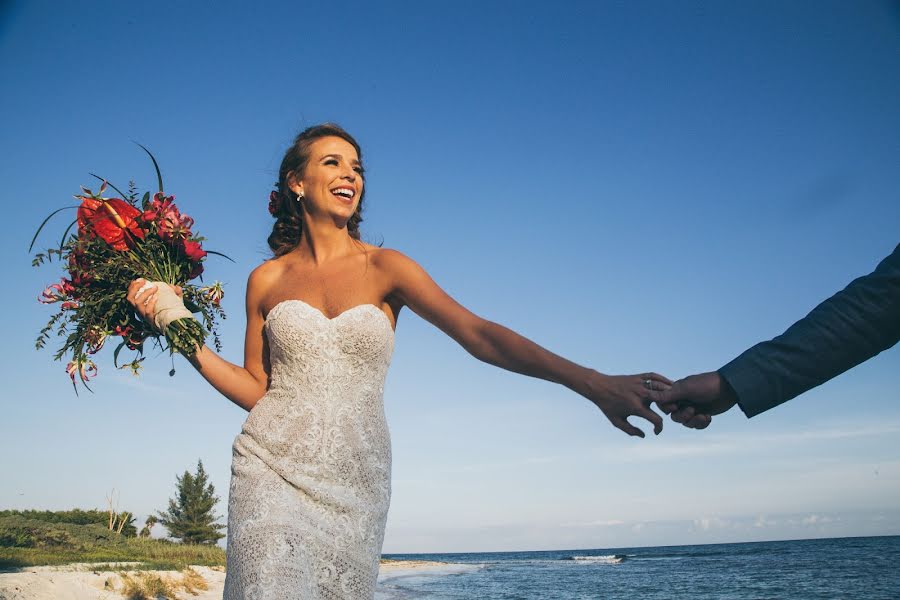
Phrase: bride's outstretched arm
[
  {"left": 126, "top": 266, "right": 271, "bottom": 412},
  {"left": 377, "top": 250, "right": 670, "bottom": 437}
]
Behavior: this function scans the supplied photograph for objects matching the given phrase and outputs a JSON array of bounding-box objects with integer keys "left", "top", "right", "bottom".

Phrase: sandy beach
[{"left": 0, "top": 560, "right": 464, "bottom": 599}]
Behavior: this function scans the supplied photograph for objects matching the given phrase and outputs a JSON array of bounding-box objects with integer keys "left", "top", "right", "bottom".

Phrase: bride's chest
[{"left": 264, "top": 300, "right": 394, "bottom": 365}]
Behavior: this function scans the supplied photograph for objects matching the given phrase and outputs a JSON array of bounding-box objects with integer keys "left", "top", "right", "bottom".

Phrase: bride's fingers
[
  {"left": 137, "top": 287, "right": 159, "bottom": 318},
  {"left": 643, "top": 387, "right": 670, "bottom": 404},
  {"left": 613, "top": 417, "right": 645, "bottom": 438},
  {"left": 133, "top": 279, "right": 157, "bottom": 302},
  {"left": 635, "top": 405, "right": 663, "bottom": 435},
  {"left": 643, "top": 372, "right": 673, "bottom": 386},
  {"left": 143, "top": 287, "right": 159, "bottom": 306},
  {"left": 127, "top": 278, "right": 146, "bottom": 302}
]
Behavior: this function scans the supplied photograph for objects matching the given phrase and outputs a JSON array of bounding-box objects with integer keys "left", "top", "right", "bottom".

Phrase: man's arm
[
  {"left": 659, "top": 243, "right": 900, "bottom": 427},
  {"left": 721, "top": 243, "right": 900, "bottom": 417}
]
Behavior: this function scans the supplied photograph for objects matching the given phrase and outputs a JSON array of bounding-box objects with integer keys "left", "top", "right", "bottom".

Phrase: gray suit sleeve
[{"left": 717, "top": 243, "right": 900, "bottom": 418}]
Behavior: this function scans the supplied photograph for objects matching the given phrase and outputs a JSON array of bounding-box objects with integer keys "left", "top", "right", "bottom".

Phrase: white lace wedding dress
[{"left": 223, "top": 299, "right": 395, "bottom": 599}]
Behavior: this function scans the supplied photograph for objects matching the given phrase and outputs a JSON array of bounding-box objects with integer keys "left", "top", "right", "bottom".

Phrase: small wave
[{"left": 567, "top": 554, "right": 627, "bottom": 564}]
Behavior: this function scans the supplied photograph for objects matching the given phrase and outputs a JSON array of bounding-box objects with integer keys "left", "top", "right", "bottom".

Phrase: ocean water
[{"left": 377, "top": 535, "right": 900, "bottom": 599}]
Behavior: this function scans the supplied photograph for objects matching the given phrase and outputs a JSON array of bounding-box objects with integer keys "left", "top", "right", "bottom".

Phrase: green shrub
[{"left": 0, "top": 509, "right": 137, "bottom": 537}]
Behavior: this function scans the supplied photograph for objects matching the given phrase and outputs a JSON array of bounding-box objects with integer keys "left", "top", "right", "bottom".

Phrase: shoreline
[{"left": 0, "top": 559, "right": 468, "bottom": 599}]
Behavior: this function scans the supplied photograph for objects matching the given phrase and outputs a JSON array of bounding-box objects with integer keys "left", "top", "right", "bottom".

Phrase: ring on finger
[{"left": 643, "top": 378, "right": 653, "bottom": 390}]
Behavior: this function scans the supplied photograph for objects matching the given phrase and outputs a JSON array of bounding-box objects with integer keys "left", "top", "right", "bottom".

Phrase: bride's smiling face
[{"left": 289, "top": 136, "right": 365, "bottom": 223}]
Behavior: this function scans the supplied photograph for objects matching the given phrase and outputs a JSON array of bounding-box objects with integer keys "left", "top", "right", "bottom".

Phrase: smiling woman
[
  {"left": 267, "top": 124, "right": 367, "bottom": 256},
  {"left": 125, "top": 122, "right": 672, "bottom": 600}
]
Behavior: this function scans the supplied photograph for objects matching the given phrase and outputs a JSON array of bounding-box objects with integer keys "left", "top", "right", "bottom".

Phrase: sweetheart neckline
[{"left": 265, "top": 298, "right": 395, "bottom": 333}]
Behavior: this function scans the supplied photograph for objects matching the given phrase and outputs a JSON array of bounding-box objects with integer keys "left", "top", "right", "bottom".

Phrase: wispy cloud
[
  {"left": 560, "top": 518, "right": 626, "bottom": 528},
  {"left": 593, "top": 422, "right": 900, "bottom": 463},
  {"left": 440, "top": 455, "right": 558, "bottom": 474},
  {"left": 692, "top": 516, "right": 731, "bottom": 531}
]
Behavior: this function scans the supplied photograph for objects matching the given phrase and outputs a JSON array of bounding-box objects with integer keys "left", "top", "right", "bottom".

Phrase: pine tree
[{"left": 155, "top": 459, "right": 226, "bottom": 545}]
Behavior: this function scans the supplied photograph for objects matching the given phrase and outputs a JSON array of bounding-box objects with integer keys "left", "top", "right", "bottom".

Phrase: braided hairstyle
[{"left": 267, "top": 123, "right": 366, "bottom": 257}]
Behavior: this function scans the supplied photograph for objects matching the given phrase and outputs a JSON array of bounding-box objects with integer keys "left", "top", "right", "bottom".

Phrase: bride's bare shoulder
[
  {"left": 247, "top": 257, "right": 286, "bottom": 298},
  {"left": 368, "top": 247, "right": 425, "bottom": 275}
]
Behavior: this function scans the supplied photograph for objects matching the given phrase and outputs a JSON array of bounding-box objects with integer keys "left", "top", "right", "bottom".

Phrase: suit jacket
[{"left": 718, "top": 243, "right": 900, "bottom": 418}]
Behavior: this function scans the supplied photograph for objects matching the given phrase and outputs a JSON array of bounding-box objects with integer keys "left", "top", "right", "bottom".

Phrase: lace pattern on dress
[{"left": 224, "top": 300, "right": 395, "bottom": 599}]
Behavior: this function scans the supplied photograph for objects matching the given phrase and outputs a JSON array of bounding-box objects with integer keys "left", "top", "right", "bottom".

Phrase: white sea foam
[
  {"left": 377, "top": 561, "right": 484, "bottom": 583},
  {"left": 570, "top": 554, "right": 626, "bottom": 564}
]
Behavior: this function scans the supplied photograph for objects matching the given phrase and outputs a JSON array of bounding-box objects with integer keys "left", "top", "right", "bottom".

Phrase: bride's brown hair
[{"left": 267, "top": 123, "right": 366, "bottom": 257}]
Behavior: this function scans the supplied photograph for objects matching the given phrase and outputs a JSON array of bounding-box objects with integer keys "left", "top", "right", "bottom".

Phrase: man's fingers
[
  {"left": 671, "top": 406, "right": 695, "bottom": 424},
  {"left": 654, "top": 384, "right": 688, "bottom": 407},
  {"left": 687, "top": 414, "right": 712, "bottom": 429},
  {"left": 657, "top": 400, "right": 677, "bottom": 415},
  {"left": 644, "top": 388, "right": 673, "bottom": 405}
]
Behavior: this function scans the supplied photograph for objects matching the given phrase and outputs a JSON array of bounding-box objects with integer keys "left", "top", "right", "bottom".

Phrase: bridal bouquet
[{"left": 31, "top": 144, "right": 230, "bottom": 393}]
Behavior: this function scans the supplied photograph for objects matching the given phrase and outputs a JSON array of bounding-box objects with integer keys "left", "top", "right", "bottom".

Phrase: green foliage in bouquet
[{"left": 30, "top": 143, "right": 232, "bottom": 393}]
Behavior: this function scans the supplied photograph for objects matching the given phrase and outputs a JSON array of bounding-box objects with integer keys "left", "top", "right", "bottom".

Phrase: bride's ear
[{"left": 286, "top": 171, "right": 304, "bottom": 197}]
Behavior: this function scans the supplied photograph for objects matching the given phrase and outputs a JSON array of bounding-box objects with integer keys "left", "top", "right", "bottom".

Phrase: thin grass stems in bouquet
[{"left": 31, "top": 143, "right": 233, "bottom": 393}]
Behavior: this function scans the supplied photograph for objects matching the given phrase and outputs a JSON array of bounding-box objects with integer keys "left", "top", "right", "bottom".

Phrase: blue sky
[{"left": 1, "top": 0, "right": 898, "bottom": 553}]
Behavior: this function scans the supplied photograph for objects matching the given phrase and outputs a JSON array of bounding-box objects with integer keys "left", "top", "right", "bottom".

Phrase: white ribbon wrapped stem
[{"left": 146, "top": 281, "right": 194, "bottom": 334}]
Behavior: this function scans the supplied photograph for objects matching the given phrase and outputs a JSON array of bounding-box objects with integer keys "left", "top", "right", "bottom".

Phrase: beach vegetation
[
  {"left": 0, "top": 513, "right": 225, "bottom": 570},
  {"left": 155, "top": 459, "right": 226, "bottom": 546},
  {"left": 0, "top": 508, "right": 138, "bottom": 537}
]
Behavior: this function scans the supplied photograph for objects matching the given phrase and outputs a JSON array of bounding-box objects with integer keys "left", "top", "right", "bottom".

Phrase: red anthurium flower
[{"left": 77, "top": 197, "right": 145, "bottom": 252}]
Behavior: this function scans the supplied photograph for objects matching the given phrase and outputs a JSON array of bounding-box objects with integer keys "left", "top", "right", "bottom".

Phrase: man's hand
[{"left": 656, "top": 372, "right": 738, "bottom": 429}]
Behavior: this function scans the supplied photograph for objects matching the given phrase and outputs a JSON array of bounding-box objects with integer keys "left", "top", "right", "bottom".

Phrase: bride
[{"left": 127, "top": 122, "right": 670, "bottom": 599}]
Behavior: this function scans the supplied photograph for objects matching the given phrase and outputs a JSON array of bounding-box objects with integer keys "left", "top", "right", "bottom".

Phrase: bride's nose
[{"left": 339, "top": 165, "right": 356, "bottom": 182}]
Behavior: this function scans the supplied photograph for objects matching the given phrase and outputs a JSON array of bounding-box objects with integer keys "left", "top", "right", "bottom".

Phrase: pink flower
[
  {"left": 141, "top": 192, "right": 176, "bottom": 221},
  {"left": 143, "top": 192, "right": 194, "bottom": 242},
  {"left": 39, "top": 283, "right": 65, "bottom": 304},
  {"left": 200, "top": 281, "right": 225, "bottom": 306},
  {"left": 66, "top": 357, "right": 97, "bottom": 384}
]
